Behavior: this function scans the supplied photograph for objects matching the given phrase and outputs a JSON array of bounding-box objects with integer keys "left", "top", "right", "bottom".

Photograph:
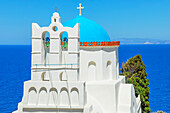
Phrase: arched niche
[
  {"left": 48, "top": 88, "right": 58, "bottom": 105},
  {"left": 42, "top": 31, "right": 50, "bottom": 65},
  {"left": 88, "top": 61, "right": 96, "bottom": 81},
  {"left": 41, "top": 72, "right": 49, "bottom": 81},
  {"left": 60, "top": 87, "right": 69, "bottom": 106},
  {"left": 28, "top": 87, "right": 37, "bottom": 105},
  {"left": 60, "top": 31, "right": 68, "bottom": 51},
  {"left": 38, "top": 87, "right": 48, "bottom": 105},
  {"left": 106, "top": 61, "right": 112, "bottom": 80},
  {"left": 71, "top": 87, "right": 79, "bottom": 106},
  {"left": 59, "top": 72, "right": 67, "bottom": 81}
]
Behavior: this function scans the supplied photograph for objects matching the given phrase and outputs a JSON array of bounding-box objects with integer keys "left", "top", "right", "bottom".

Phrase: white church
[{"left": 13, "top": 4, "right": 141, "bottom": 113}]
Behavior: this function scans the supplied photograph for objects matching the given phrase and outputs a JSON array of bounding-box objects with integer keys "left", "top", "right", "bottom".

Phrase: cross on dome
[
  {"left": 77, "top": 3, "right": 84, "bottom": 16},
  {"left": 53, "top": 6, "right": 59, "bottom": 12}
]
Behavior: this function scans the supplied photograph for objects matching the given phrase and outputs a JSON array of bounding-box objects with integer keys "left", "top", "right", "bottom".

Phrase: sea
[{"left": 0, "top": 45, "right": 169, "bottom": 113}]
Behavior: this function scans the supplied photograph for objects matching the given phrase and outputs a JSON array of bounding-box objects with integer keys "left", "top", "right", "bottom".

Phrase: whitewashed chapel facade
[{"left": 13, "top": 7, "right": 141, "bottom": 113}]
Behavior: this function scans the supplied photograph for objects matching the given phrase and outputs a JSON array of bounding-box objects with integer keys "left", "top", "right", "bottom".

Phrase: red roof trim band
[{"left": 80, "top": 41, "right": 120, "bottom": 47}]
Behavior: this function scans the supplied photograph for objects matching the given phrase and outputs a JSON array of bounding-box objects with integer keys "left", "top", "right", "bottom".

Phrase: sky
[{"left": 0, "top": 0, "right": 170, "bottom": 45}]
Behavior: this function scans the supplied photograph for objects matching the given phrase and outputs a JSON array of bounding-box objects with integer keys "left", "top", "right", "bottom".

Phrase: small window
[
  {"left": 54, "top": 18, "right": 56, "bottom": 22},
  {"left": 52, "top": 26, "right": 58, "bottom": 31},
  {"left": 60, "top": 72, "right": 67, "bottom": 81}
]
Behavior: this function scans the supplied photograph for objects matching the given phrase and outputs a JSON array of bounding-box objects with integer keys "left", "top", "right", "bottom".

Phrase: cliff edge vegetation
[{"left": 120, "top": 54, "right": 150, "bottom": 113}]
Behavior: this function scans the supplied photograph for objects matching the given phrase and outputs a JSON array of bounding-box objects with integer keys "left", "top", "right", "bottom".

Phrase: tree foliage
[{"left": 120, "top": 54, "right": 150, "bottom": 113}]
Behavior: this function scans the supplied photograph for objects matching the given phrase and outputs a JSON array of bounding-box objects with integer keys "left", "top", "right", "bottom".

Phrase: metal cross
[
  {"left": 77, "top": 3, "right": 84, "bottom": 16},
  {"left": 53, "top": 6, "right": 59, "bottom": 12}
]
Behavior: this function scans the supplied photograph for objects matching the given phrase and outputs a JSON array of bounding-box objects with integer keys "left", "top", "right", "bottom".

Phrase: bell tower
[
  {"left": 31, "top": 11, "right": 80, "bottom": 68},
  {"left": 13, "top": 11, "right": 92, "bottom": 113}
]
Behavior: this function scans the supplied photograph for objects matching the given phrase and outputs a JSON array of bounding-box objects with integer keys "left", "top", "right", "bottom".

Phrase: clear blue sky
[{"left": 0, "top": 0, "right": 170, "bottom": 45}]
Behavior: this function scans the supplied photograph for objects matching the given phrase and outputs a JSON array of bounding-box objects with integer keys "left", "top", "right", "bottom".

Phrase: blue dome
[{"left": 63, "top": 16, "right": 110, "bottom": 42}]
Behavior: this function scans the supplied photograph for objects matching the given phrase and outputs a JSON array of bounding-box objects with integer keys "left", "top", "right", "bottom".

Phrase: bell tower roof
[
  {"left": 51, "top": 12, "right": 61, "bottom": 23},
  {"left": 53, "top": 12, "right": 60, "bottom": 18}
]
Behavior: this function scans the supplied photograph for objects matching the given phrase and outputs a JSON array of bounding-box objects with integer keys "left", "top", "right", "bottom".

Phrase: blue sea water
[{"left": 0, "top": 45, "right": 169, "bottom": 113}]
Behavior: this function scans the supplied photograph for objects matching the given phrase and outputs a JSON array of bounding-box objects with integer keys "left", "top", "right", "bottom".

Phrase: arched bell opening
[
  {"left": 60, "top": 31, "right": 68, "bottom": 51},
  {"left": 42, "top": 31, "right": 50, "bottom": 65},
  {"left": 54, "top": 19, "right": 56, "bottom": 22}
]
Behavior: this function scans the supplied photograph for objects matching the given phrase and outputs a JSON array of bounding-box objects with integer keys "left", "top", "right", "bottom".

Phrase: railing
[
  {"left": 33, "top": 64, "right": 78, "bottom": 66},
  {"left": 80, "top": 41, "right": 120, "bottom": 47},
  {"left": 51, "top": 41, "right": 119, "bottom": 47}
]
